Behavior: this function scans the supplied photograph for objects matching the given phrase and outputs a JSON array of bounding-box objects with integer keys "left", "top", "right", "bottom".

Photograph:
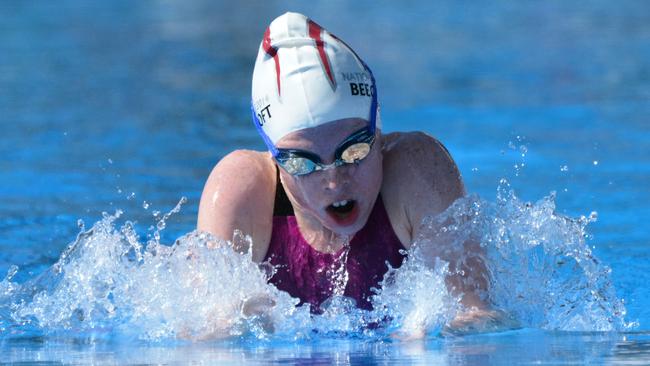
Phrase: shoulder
[
  {"left": 382, "top": 131, "right": 454, "bottom": 167},
  {"left": 205, "top": 149, "right": 275, "bottom": 188},
  {"left": 200, "top": 150, "right": 276, "bottom": 208},
  {"left": 384, "top": 131, "right": 464, "bottom": 196},
  {"left": 380, "top": 132, "right": 465, "bottom": 245},
  {"left": 197, "top": 149, "right": 276, "bottom": 261},
  {"left": 382, "top": 131, "right": 464, "bottom": 196}
]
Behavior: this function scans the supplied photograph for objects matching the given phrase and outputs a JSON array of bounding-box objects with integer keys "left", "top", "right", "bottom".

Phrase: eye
[
  {"left": 282, "top": 157, "right": 316, "bottom": 175},
  {"left": 340, "top": 143, "right": 371, "bottom": 163}
]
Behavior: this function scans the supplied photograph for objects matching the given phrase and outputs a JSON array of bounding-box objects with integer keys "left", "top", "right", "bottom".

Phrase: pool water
[{"left": 1, "top": 0, "right": 649, "bottom": 364}]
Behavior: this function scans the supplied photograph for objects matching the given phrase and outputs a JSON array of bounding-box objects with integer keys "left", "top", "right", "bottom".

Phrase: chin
[{"left": 329, "top": 222, "right": 364, "bottom": 237}]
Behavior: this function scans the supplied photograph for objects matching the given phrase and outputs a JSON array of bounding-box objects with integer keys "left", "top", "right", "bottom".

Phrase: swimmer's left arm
[
  {"left": 384, "top": 132, "right": 487, "bottom": 305},
  {"left": 399, "top": 134, "right": 491, "bottom": 302},
  {"left": 381, "top": 131, "right": 466, "bottom": 246},
  {"left": 385, "top": 132, "right": 516, "bottom": 337}
]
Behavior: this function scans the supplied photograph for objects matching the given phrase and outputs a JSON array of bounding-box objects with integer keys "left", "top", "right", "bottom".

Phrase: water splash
[
  {"left": 2, "top": 214, "right": 306, "bottom": 341},
  {"left": 417, "top": 179, "right": 630, "bottom": 331},
  {"left": 0, "top": 182, "right": 631, "bottom": 342},
  {"left": 508, "top": 135, "right": 528, "bottom": 177}
]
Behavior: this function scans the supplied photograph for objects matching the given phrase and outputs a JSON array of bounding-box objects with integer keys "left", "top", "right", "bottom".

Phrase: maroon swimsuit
[{"left": 263, "top": 173, "right": 406, "bottom": 312}]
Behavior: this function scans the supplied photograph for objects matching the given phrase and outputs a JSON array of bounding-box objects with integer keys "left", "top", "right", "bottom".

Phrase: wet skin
[
  {"left": 198, "top": 118, "right": 462, "bottom": 256},
  {"left": 197, "top": 118, "right": 507, "bottom": 338}
]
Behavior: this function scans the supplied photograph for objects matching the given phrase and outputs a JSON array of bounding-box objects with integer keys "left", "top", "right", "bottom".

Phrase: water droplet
[
  {"left": 560, "top": 165, "right": 569, "bottom": 172},
  {"left": 5, "top": 265, "right": 19, "bottom": 281},
  {"left": 142, "top": 201, "right": 150, "bottom": 209},
  {"left": 593, "top": 160, "right": 599, "bottom": 166},
  {"left": 471, "top": 167, "right": 479, "bottom": 172},
  {"left": 519, "top": 145, "right": 528, "bottom": 155},
  {"left": 108, "top": 158, "right": 113, "bottom": 164}
]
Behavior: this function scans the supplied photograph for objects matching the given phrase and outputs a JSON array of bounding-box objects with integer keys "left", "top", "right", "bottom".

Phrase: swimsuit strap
[{"left": 273, "top": 165, "right": 294, "bottom": 216}]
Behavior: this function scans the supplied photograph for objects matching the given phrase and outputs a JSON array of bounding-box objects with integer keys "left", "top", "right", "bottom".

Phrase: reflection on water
[
  {"left": 3, "top": 331, "right": 650, "bottom": 365},
  {"left": 608, "top": 333, "right": 650, "bottom": 364}
]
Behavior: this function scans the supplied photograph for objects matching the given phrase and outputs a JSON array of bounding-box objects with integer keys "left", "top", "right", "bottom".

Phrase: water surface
[{"left": 1, "top": 0, "right": 649, "bottom": 364}]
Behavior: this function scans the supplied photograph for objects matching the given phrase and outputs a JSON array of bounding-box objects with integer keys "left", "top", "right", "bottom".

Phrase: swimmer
[{"left": 198, "top": 12, "right": 512, "bottom": 338}]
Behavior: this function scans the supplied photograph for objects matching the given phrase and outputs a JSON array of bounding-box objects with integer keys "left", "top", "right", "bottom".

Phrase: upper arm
[
  {"left": 197, "top": 150, "right": 276, "bottom": 262},
  {"left": 385, "top": 133, "right": 489, "bottom": 308},
  {"left": 382, "top": 132, "right": 465, "bottom": 245}
]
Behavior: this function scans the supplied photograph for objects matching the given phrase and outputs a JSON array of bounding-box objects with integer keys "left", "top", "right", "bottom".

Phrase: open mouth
[
  {"left": 326, "top": 199, "right": 359, "bottom": 226},
  {"left": 328, "top": 199, "right": 355, "bottom": 214}
]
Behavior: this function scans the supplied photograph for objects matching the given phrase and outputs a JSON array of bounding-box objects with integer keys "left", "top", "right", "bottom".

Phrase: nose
[{"left": 321, "top": 164, "right": 353, "bottom": 191}]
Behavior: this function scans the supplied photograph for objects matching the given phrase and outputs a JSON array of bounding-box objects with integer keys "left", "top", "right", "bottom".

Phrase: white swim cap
[{"left": 251, "top": 12, "right": 379, "bottom": 155}]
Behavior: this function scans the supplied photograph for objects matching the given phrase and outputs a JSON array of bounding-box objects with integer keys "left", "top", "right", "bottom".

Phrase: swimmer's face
[{"left": 275, "top": 118, "right": 383, "bottom": 236}]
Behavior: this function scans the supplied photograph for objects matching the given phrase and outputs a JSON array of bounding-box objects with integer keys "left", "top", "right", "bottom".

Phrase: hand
[
  {"left": 442, "top": 308, "right": 519, "bottom": 336},
  {"left": 176, "top": 295, "right": 277, "bottom": 341},
  {"left": 241, "top": 294, "right": 276, "bottom": 317},
  {"left": 241, "top": 294, "right": 276, "bottom": 334}
]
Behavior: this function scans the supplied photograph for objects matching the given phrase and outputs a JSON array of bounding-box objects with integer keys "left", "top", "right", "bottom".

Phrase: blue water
[{"left": 1, "top": 0, "right": 649, "bottom": 364}]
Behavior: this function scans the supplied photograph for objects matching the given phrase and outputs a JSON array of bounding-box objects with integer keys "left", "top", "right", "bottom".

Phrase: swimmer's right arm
[
  {"left": 191, "top": 151, "right": 278, "bottom": 340},
  {"left": 197, "top": 150, "right": 275, "bottom": 262}
]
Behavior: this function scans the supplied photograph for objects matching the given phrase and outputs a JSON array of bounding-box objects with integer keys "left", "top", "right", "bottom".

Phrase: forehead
[{"left": 275, "top": 118, "right": 367, "bottom": 152}]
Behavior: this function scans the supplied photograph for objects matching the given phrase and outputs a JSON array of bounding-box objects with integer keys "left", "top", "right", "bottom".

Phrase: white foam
[{"left": 0, "top": 182, "right": 632, "bottom": 342}]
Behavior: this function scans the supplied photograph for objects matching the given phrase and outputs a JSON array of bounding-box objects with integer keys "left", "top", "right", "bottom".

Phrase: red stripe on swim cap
[
  {"left": 308, "top": 20, "right": 335, "bottom": 88},
  {"left": 262, "top": 27, "right": 281, "bottom": 96}
]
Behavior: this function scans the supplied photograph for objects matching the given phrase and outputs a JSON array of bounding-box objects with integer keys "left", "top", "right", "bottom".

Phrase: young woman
[{"left": 198, "top": 12, "right": 506, "bottom": 337}]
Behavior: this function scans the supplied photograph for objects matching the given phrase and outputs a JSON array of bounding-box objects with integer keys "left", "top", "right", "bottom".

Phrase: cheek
[
  {"left": 296, "top": 182, "right": 323, "bottom": 206},
  {"left": 280, "top": 173, "right": 323, "bottom": 209},
  {"left": 353, "top": 150, "right": 383, "bottom": 187}
]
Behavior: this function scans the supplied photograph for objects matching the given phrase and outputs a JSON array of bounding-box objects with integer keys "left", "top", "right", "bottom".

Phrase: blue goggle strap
[{"left": 251, "top": 103, "right": 279, "bottom": 156}]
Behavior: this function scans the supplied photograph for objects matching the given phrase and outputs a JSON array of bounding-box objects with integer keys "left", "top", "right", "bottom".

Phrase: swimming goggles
[{"left": 275, "top": 126, "right": 376, "bottom": 176}]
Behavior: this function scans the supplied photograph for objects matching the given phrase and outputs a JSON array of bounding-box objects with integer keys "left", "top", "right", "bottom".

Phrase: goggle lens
[
  {"left": 340, "top": 142, "right": 371, "bottom": 164},
  {"left": 282, "top": 156, "right": 318, "bottom": 176},
  {"left": 276, "top": 127, "right": 375, "bottom": 176}
]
